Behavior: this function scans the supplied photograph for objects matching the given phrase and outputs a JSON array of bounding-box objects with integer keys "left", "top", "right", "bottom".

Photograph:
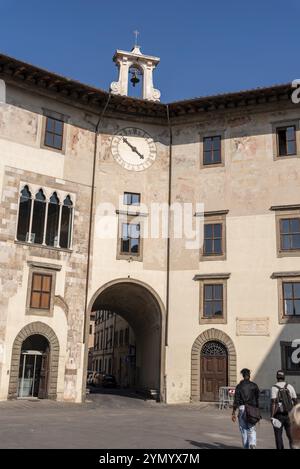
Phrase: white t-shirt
[{"left": 271, "top": 382, "right": 297, "bottom": 412}]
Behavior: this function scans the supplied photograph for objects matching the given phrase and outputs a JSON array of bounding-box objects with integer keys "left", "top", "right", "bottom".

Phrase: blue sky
[{"left": 0, "top": 0, "right": 299, "bottom": 102}]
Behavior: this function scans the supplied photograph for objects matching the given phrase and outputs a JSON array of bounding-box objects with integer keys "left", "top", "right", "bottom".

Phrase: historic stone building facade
[{"left": 0, "top": 46, "right": 299, "bottom": 403}]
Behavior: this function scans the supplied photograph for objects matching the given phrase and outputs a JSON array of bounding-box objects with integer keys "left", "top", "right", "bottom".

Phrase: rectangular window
[
  {"left": 114, "top": 331, "right": 118, "bottom": 347},
  {"left": 280, "top": 218, "right": 300, "bottom": 251},
  {"left": 44, "top": 117, "right": 64, "bottom": 150},
  {"left": 121, "top": 223, "right": 140, "bottom": 255},
  {"left": 281, "top": 342, "right": 300, "bottom": 374},
  {"left": 203, "top": 284, "right": 223, "bottom": 318},
  {"left": 30, "top": 273, "right": 52, "bottom": 310},
  {"left": 117, "top": 214, "right": 143, "bottom": 262},
  {"left": 203, "top": 136, "right": 222, "bottom": 165},
  {"left": 204, "top": 223, "right": 223, "bottom": 256},
  {"left": 119, "top": 330, "right": 124, "bottom": 347},
  {"left": 124, "top": 192, "right": 141, "bottom": 206},
  {"left": 200, "top": 211, "right": 227, "bottom": 261},
  {"left": 277, "top": 126, "right": 297, "bottom": 157},
  {"left": 125, "top": 328, "right": 129, "bottom": 345},
  {"left": 104, "top": 328, "right": 108, "bottom": 349},
  {"left": 283, "top": 282, "right": 300, "bottom": 316},
  {"left": 109, "top": 326, "right": 113, "bottom": 347}
]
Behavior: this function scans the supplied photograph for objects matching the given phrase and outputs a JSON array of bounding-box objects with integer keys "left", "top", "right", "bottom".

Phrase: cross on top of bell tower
[
  {"left": 110, "top": 33, "right": 161, "bottom": 102},
  {"left": 133, "top": 30, "right": 140, "bottom": 48}
]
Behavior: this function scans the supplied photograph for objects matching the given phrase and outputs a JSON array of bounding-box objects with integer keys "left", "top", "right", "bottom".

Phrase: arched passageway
[{"left": 88, "top": 279, "right": 165, "bottom": 400}]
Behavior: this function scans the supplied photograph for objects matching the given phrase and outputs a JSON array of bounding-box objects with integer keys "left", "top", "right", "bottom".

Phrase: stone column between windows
[
  {"left": 57, "top": 203, "right": 63, "bottom": 248},
  {"left": 42, "top": 201, "right": 49, "bottom": 246}
]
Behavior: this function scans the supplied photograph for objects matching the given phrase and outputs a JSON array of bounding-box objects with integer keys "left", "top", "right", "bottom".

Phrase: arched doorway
[
  {"left": 201, "top": 341, "right": 228, "bottom": 402},
  {"left": 18, "top": 335, "right": 49, "bottom": 399},
  {"left": 8, "top": 322, "right": 60, "bottom": 400},
  {"left": 87, "top": 279, "right": 165, "bottom": 400},
  {"left": 191, "top": 328, "right": 237, "bottom": 402}
]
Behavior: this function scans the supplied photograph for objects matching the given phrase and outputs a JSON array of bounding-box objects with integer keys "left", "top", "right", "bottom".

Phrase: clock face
[{"left": 111, "top": 127, "right": 157, "bottom": 172}]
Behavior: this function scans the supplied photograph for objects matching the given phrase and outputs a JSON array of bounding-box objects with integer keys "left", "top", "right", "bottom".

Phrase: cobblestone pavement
[{"left": 0, "top": 390, "right": 289, "bottom": 449}]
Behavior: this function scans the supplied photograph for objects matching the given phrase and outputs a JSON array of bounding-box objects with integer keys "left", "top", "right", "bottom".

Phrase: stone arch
[
  {"left": 54, "top": 295, "right": 69, "bottom": 319},
  {"left": 8, "top": 322, "right": 60, "bottom": 400},
  {"left": 87, "top": 278, "right": 166, "bottom": 321},
  {"left": 85, "top": 278, "right": 166, "bottom": 401},
  {"left": 191, "top": 328, "right": 237, "bottom": 402}
]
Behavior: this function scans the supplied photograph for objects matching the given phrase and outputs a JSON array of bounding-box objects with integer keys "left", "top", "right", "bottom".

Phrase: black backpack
[{"left": 275, "top": 384, "right": 294, "bottom": 413}]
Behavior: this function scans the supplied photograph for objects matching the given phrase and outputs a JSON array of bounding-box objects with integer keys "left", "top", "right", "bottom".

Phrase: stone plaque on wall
[{"left": 236, "top": 318, "right": 270, "bottom": 336}]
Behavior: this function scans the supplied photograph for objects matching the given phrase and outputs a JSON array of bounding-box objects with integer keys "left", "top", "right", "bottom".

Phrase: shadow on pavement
[
  {"left": 87, "top": 386, "right": 148, "bottom": 400},
  {"left": 187, "top": 440, "right": 241, "bottom": 450}
]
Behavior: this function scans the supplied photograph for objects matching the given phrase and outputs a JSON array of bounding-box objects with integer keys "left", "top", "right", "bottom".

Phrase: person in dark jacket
[{"left": 232, "top": 368, "right": 260, "bottom": 449}]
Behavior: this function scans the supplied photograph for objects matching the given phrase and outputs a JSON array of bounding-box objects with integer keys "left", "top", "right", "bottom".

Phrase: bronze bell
[{"left": 130, "top": 70, "right": 140, "bottom": 87}]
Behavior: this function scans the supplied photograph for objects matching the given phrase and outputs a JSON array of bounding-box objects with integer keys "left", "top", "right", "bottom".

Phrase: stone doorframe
[
  {"left": 8, "top": 322, "right": 60, "bottom": 400},
  {"left": 191, "top": 328, "right": 237, "bottom": 402}
]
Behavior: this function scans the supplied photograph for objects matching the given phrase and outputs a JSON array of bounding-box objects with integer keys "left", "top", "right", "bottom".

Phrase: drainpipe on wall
[
  {"left": 81, "top": 94, "right": 111, "bottom": 399},
  {"left": 165, "top": 104, "right": 172, "bottom": 346},
  {"left": 83, "top": 93, "right": 111, "bottom": 345},
  {"left": 163, "top": 104, "right": 173, "bottom": 403}
]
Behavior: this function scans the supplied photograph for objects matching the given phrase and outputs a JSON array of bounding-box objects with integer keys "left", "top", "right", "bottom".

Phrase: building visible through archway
[
  {"left": 91, "top": 311, "right": 137, "bottom": 389},
  {"left": 88, "top": 279, "right": 165, "bottom": 400}
]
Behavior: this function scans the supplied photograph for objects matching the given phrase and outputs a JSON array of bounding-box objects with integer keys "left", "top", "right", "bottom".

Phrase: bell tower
[{"left": 110, "top": 35, "right": 161, "bottom": 102}]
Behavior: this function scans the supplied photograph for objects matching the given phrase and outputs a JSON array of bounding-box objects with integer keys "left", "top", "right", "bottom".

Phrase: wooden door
[
  {"left": 200, "top": 342, "right": 227, "bottom": 402},
  {"left": 38, "top": 352, "right": 49, "bottom": 399}
]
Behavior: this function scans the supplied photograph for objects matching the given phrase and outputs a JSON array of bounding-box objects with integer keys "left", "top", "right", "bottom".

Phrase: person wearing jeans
[
  {"left": 232, "top": 368, "right": 260, "bottom": 449},
  {"left": 237, "top": 405, "right": 257, "bottom": 449}
]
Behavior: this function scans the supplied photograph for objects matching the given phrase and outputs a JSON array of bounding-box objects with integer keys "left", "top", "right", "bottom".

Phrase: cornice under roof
[{"left": 0, "top": 52, "right": 295, "bottom": 120}]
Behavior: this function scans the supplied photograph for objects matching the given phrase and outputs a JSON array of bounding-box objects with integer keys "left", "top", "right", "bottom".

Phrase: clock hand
[
  {"left": 122, "top": 137, "right": 144, "bottom": 159},
  {"left": 133, "top": 148, "right": 144, "bottom": 160}
]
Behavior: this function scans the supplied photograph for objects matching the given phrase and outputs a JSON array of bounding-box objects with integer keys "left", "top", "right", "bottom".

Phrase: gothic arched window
[
  {"left": 16, "top": 186, "right": 32, "bottom": 242},
  {"left": 60, "top": 195, "right": 73, "bottom": 249},
  {"left": 16, "top": 187, "right": 74, "bottom": 249},
  {"left": 31, "top": 189, "right": 46, "bottom": 245},
  {"left": 46, "top": 192, "right": 60, "bottom": 247}
]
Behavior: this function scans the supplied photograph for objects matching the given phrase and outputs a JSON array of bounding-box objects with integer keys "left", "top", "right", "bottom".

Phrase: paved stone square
[{"left": 0, "top": 391, "right": 290, "bottom": 449}]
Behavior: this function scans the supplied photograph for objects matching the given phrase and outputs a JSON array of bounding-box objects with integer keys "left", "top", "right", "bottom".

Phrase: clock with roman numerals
[{"left": 111, "top": 127, "right": 157, "bottom": 172}]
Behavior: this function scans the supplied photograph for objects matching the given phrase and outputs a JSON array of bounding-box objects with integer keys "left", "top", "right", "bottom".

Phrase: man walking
[
  {"left": 232, "top": 368, "right": 260, "bottom": 449},
  {"left": 271, "top": 370, "right": 298, "bottom": 449}
]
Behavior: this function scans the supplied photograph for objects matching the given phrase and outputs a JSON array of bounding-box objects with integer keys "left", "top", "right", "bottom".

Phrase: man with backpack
[
  {"left": 271, "top": 370, "right": 298, "bottom": 449},
  {"left": 232, "top": 368, "right": 261, "bottom": 449}
]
